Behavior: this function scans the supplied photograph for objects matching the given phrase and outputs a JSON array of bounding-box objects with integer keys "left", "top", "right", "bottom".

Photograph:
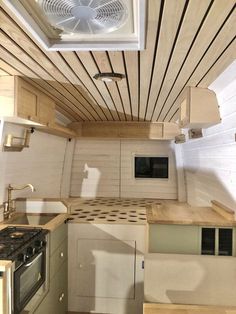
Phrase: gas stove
[{"left": 0, "top": 226, "right": 48, "bottom": 269}]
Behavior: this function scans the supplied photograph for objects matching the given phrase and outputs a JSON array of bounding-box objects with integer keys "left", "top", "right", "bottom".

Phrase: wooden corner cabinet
[
  {"left": 178, "top": 86, "right": 221, "bottom": 128},
  {"left": 0, "top": 76, "right": 55, "bottom": 126}
]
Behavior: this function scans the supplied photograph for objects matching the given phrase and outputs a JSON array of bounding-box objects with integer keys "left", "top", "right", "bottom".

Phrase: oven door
[{"left": 14, "top": 248, "right": 46, "bottom": 314}]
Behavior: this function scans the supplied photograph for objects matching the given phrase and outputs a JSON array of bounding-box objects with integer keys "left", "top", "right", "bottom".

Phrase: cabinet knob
[
  {"left": 60, "top": 252, "right": 64, "bottom": 258},
  {"left": 59, "top": 292, "right": 65, "bottom": 302},
  {"left": 79, "top": 263, "right": 83, "bottom": 268}
]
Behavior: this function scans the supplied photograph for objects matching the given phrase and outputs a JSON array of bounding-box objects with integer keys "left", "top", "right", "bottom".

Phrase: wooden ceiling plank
[
  {"left": 124, "top": 51, "right": 139, "bottom": 121},
  {"left": 198, "top": 39, "right": 236, "bottom": 88},
  {"left": 0, "top": 9, "right": 67, "bottom": 83},
  {"left": 108, "top": 51, "right": 132, "bottom": 120},
  {"left": 0, "top": 8, "right": 98, "bottom": 121},
  {"left": 139, "top": 0, "right": 161, "bottom": 120},
  {"left": 144, "top": 0, "right": 186, "bottom": 121},
  {"left": 191, "top": 11, "right": 236, "bottom": 87},
  {"left": 0, "top": 47, "right": 38, "bottom": 79},
  {"left": 0, "top": 69, "right": 10, "bottom": 76},
  {"left": 0, "top": 31, "right": 53, "bottom": 81},
  {"left": 0, "top": 47, "right": 86, "bottom": 121},
  {"left": 77, "top": 51, "right": 118, "bottom": 120},
  {"left": 157, "top": 0, "right": 236, "bottom": 122},
  {"left": 0, "top": 60, "right": 22, "bottom": 76},
  {"left": 92, "top": 51, "right": 125, "bottom": 121},
  {"left": 44, "top": 51, "right": 104, "bottom": 120},
  {"left": 149, "top": 0, "right": 212, "bottom": 121},
  {"left": 60, "top": 51, "right": 109, "bottom": 120}
]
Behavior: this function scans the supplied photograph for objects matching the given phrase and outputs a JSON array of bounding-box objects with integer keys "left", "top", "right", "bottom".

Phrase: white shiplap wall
[
  {"left": 181, "top": 77, "right": 236, "bottom": 208},
  {"left": 70, "top": 139, "right": 177, "bottom": 199},
  {"left": 70, "top": 139, "right": 120, "bottom": 197},
  {"left": 0, "top": 122, "right": 71, "bottom": 204},
  {"left": 120, "top": 140, "right": 177, "bottom": 199}
]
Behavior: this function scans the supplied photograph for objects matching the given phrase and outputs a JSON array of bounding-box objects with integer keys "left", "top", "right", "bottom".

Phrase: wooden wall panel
[{"left": 70, "top": 139, "right": 177, "bottom": 199}]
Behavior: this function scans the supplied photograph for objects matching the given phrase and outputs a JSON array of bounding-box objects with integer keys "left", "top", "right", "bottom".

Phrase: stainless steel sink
[{"left": 4, "top": 213, "right": 58, "bottom": 225}]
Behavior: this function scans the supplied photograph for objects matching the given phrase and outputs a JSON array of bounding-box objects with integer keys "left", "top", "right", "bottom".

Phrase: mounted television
[{"left": 134, "top": 156, "right": 168, "bottom": 179}]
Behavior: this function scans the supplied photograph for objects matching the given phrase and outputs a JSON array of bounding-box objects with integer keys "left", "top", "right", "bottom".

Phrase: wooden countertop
[
  {"left": 143, "top": 303, "right": 236, "bottom": 314},
  {"left": 147, "top": 200, "right": 236, "bottom": 226},
  {"left": 0, "top": 213, "right": 68, "bottom": 231}
]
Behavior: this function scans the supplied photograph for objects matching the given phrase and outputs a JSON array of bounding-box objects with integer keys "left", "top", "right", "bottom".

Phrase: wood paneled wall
[
  {"left": 0, "top": 123, "right": 71, "bottom": 204},
  {"left": 181, "top": 77, "right": 236, "bottom": 209},
  {"left": 70, "top": 139, "right": 177, "bottom": 199}
]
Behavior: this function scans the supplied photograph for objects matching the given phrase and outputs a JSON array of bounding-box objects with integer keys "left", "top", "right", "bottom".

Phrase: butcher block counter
[
  {"left": 143, "top": 303, "right": 236, "bottom": 314},
  {"left": 147, "top": 200, "right": 236, "bottom": 226}
]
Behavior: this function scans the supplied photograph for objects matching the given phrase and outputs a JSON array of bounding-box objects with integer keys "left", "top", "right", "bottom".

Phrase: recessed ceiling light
[{"left": 93, "top": 73, "right": 125, "bottom": 83}]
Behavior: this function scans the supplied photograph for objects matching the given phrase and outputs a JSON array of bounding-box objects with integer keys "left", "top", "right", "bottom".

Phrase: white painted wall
[
  {"left": 0, "top": 122, "right": 73, "bottom": 205},
  {"left": 181, "top": 76, "right": 236, "bottom": 208},
  {"left": 70, "top": 139, "right": 177, "bottom": 199}
]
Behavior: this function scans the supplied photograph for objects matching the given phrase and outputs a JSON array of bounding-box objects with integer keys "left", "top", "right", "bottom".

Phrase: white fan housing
[{"left": 3, "top": 0, "right": 146, "bottom": 51}]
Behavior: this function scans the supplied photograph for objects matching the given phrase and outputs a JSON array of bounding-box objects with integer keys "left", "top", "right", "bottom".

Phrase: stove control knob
[
  {"left": 35, "top": 240, "right": 43, "bottom": 248},
  {"left": 26, "top": 247, "right": 35, "bottom": 257},
  {"left": 18, "top": 253, "right": 26, "bottom": 262}
]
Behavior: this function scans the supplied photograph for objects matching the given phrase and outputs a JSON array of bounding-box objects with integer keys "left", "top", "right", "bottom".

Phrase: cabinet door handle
[{"left": 60, "top": 252, "right": 64, "bottom": 258}]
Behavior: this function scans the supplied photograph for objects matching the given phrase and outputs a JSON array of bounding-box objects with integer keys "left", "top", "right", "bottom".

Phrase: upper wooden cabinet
[
  {"left": 0, "top": 76, "right": 55, "bottom": 126},
  {"left": 178, "top": 86, "right": 221, "bottom": 128}
]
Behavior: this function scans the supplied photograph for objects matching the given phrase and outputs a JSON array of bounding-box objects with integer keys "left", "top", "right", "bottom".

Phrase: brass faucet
[{"left": 4, "top": 184, "right": 36, "bottom": 219}]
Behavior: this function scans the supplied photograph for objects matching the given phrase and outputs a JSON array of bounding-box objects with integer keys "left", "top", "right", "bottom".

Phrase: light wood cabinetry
[
  {"left": 34, "top": 223, "right": 68, "bottom": 314},
  {"left": 68, "top": 223, "right": 146, "bottom": 314},
  {"left": 178, "top": 86, "right": 221, "bottom": 128},
  {"left": 69, "top": 121, "right": 180, "bottom": 140},
  {"left": 0, "top": 76, "right": 55, "bottom": 126}
]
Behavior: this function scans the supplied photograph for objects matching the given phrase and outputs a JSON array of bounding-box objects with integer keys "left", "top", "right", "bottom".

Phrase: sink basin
[{"left": 5, "top": 213, "right": 58, "bottom": 225}]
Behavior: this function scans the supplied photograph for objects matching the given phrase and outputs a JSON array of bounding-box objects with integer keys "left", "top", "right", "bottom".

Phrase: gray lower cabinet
[
  {"left": 148, "top": 224, "right": 200, "bottom": 254},
  {"left": 148, "top": 224, "right": 235, "bottom": 256},
  {"left": 34, "top": 223, "right": 68, "bottom": 314}
]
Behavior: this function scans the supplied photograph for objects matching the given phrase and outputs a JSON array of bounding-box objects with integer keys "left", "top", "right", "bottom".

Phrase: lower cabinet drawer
[
  {"left": 34, "top": 261, "right": 67, "bottom": 314},
  {"left": 50, "top": 237, "right": 68, "bottom": 280}
]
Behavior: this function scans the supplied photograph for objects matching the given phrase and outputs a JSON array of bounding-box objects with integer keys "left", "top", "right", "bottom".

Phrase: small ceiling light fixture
[{"left": 93, "top": 73, "right": 125, "bottom": 83}]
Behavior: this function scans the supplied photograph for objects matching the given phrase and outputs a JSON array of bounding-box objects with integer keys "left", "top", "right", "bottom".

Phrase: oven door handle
[{"left": 25, "top": 252, "right": 43, "bottom": 267}]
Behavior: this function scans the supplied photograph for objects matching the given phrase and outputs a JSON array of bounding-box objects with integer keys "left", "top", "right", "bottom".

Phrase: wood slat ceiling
[{"left": 0, "top": 0, "right": 235, "bottom": 122}]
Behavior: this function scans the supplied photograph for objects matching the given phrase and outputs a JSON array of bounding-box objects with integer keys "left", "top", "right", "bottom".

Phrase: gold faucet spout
[
  {"left": 5, "top": 183, "right": 36, "bottom": 220},
  {"left": 8, "top": 183, "right": 36, "bottom": 192}
]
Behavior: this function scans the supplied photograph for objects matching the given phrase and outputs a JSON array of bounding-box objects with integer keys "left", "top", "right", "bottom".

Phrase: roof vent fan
[{"left": 3, "top": 0, "right": 146, "bottom": 50}]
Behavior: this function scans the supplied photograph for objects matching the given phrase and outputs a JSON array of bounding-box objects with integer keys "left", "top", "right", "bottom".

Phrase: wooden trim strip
[{"left": 211, "top": 200, "right": 235, "bottom": 221}]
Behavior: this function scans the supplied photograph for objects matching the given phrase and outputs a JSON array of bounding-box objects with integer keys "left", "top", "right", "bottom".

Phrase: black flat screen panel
[
  {"left": 135, "top": 157, "right": 168, "bottom": 178},
  {"left": 201, "top": 228, "right": 215, "bottom": 255},
  {"left": 219, "top": 228, "right": 232, "bottom": 256}
]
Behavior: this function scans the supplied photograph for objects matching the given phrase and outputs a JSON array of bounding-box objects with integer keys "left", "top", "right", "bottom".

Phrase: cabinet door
[
  {"left": 149, "top": 224, "right": 200, "bottom": 254},
  {"left": 38, "top": 93, "right": 55, "bottom": 126},
  {"left": 72, "top": 239, "right": 136, "bottom": 299},
  {"left": 16, "top": 78, "right": 40, "bottom": 122},
  {"left": 34, "top": 261, "right": 67, "bottom": 314}
]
